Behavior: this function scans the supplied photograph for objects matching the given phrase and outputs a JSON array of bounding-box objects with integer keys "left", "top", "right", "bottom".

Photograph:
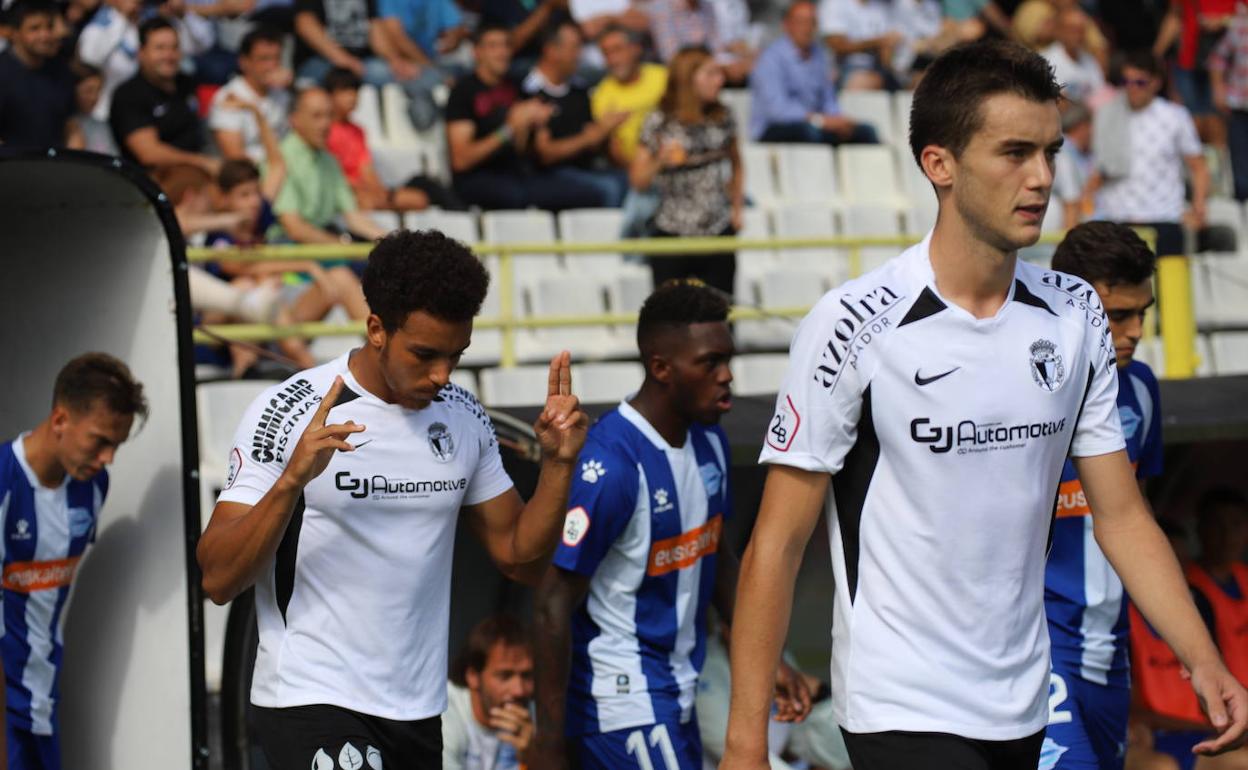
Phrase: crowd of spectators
[{"left": 0, "top": 0, "right": 1243, "bottom": 372}]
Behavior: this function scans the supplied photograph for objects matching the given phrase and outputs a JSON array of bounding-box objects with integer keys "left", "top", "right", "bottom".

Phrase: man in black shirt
[
  {"left": 0, "top": 0, "right": 77, "bottom": 148},
  {"left": 109, "top": 16, "right": 219, "bottom": 175},
  {"left": 446, "top": 23, "right": 616, "bottom": 211},
  {"left": 522, "top": 20, "right": 629, "bottom": 207}
]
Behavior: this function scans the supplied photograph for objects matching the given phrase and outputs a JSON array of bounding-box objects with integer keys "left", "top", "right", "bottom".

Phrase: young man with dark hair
[
  {"left": 209, "top": 26, "right": 292, "bottom": 163},
  {"left": 721, "top": 40, "right": 1248, "bottom": 770},
  {"left": 532, "top": 280, "right": 809, "bottom": 770},
  {"left": 2, "top": 353, "right": 148, "bottom": 770},
  {"left": 0, "top": 0, "right": 78, "bottom": 149},
  {"left": 197, "top": 230, "right": 589, "bottom": 769},
  {"left": 444, "top": 615, "right": 535, "bottom": 769},
  {"left": 1042, "top": 221, "right": 1167, "bottom": 770},
  {"left": 109, "top": 17, "right": 219, "bottom": 175}
]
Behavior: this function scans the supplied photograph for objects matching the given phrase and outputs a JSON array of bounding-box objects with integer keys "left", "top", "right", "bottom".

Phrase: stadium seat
[
  {"left": 369, "top": 144, "right": 426, "bottom": 190},
  {"left": 839, "top": 202, "right": 905, "bottom": 275},
  {"left": 732, "top": 353, "right": 791, "bottom": 396},
  {"left": 518, "top": 275, "right": 628, "bottom": 362},
  {"left": 902, "top": 158, "right": 937, "bottom": 233},
  {"left": 1205, "top": 255, "right": 1248, "bottom": 328},
  {"left": 737, "top": 268, "right": 824, "bottom": 350},
  {"left": 1204, "top": 197, "right": 1243, "bottom": 253},
  {"left": 381, "top": 83, "right": 421, "bottom": 149},
  {"left": 461, "top": 282, "right": 502, "bottom": 367},
  {"left": 774, "top": 143, "right": 841, "bottom": 206},
  {"left": 479, "top": 364, "right": 556, "bottom": 407},
  {"left": 838, "top": 145, "right": 907, "bottom": 208},
  {"left": 1197, "top": 333, "right": 1216, "bottom": 376},
  {"left": 351, "top": 84, "right": 386, "bottom": 150},
  {"left": 363, "top": 210, "right": 403, "bottom": 233},
  {"left": 481, "top": 209, "right": 563, "bottom": 279},
  {"left": 1210, "top": 331, "right": 1248, "bottom": 375},
  {"left": 743, "top": 144, "right": 780, "bottom": 208},
  {"left": 721, "top": 89, "right": 753, "bottom": 141},
  {"left": 406, "top": 208, "right": 479, "bottom": 244},
  {"left": 449, "top": 368, "right": 478, "bottom": 395},
  {"left": 736, "top": 207, "right": 777, "bottom": 302},
  {"left": 771, "top": 202, "right": 850, "bottom": 286},
  {"left": 893, "top": 90, "right": 914, "bottom": 149},
  {"left": 607, "top": 271, "right": 653, "bottom": 354},
  {"left": 839, "top": 90, "right": 897, "bottom": 146},
  {"left": 571, "top": 361, "right": 645, "bottom": 403},
  {"left": 557, "top": 208, "right": 633, "bottom": 277}
]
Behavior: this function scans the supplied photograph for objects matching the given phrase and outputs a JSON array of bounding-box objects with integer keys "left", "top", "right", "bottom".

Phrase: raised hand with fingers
[
  {"left": 533, "top": 351, "right": 589, "bottom": 464},
  {"left": 280, "top": 376, "right": 367, "bottom": 489}
]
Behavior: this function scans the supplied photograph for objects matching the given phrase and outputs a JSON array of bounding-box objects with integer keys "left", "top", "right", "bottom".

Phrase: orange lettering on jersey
[
  {"left": 3, "top": 557, "right": 81, "bottom": 593},
  {"left": 1056, "top": 462, "right": 1139, "bottom": 519},
  {"left": 647, "top": 515, "right": 722, "bottom": 576}
]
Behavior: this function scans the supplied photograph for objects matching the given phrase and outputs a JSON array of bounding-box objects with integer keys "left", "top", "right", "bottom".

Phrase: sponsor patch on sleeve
[
  {"left": 765, "top": 395, "right": 801, "bottom": 452},
  {"left": 562, "top": 506, "right": 590, "bottom": 547},
  {"left": 225, "top": 447, "right": 243, "bottom": 489}
]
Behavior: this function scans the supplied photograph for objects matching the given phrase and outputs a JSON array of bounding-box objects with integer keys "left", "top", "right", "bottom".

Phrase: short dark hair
[
  {"left": 636, "top": 279, "right": 730, "bottom": 356},
  {"left": 539, "top": 18, "right": 580, "bottom": 51},
  {"left": 138, "top": 16, "right": 177, "bottom": 48},
  {"left": 1120, "top": 49, "right": 1164, "bottom": 80},
  {"left": 599, "top": 23, "right": 641, "bottom": 45},
  {"left": 75, "top": 63, "right": 102, "bottom": 83},
  {"left": 239, "top": 25, "right": 284, "bottom": 57},
  {"left": 218, "top": 158, "right": 261, "bottom": 192},
  {"left": 909, "top": 39, "right": 1061, "bottom": 166},
  {"left": 53, "top": 353, "right": 148, "bottom": 422},
  {"left": 8, "top": 0, "right": 59, "bottom": 28},
  {"left": 1051, "top": 221, "right": 1156, "bottom": 287},
  {"left": 473, "top": 21, "right": 510, "bottom": 45},
  {"left": 449, "top": 615, "right": 530, "bottom": 687},
  {"left": 361, "top": 230, "right": 491, "bottom": 330},
  {"left": 323, "top": 66, "right": 362, "bottom": 94}
]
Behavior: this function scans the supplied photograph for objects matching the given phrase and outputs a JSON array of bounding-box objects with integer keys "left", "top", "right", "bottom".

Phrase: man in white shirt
[
  {"left": 719, "top": 39, "right": 1248, "bottom": 770},
  {"left": 817, "top": 0, "right": 902, "bottom": 90},
  {"left": 1041, "top": 8, "right": 1105, "bottom": 104},
  {"left": 209, "top": 26, "right": 292, "bottom": 162},
  {"left": 444, "top": 615, "right": 535, "bottom": 770}
]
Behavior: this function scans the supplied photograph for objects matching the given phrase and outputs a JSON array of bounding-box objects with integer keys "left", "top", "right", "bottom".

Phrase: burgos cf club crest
[
  {"left": 1029, "top": 338, "right": 1066, "bottom": 392},
  {"left": 427, "top": 422, "right": 455, "bottom": 462}
]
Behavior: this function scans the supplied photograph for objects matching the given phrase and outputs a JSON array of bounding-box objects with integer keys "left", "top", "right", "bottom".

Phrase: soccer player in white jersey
[
  {"left": 1, "top": 352, "right": 147, "bottom": 770},
  {"left": 1042, "top": 223, "right": 1171, "bottom": 770},
  {"left": 196, "top": 230, "right": 589, "bottom": 769},
  {"left": 720, "top": 40, "right": 1248, "bottom": 770},
  {"left": 531, "top": 281, "right": 809, "bottom": 770}
]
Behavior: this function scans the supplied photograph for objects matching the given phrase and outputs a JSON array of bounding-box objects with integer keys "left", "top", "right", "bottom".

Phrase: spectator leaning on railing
[
  {"left": 209, "top": 25, "right": 292, "bottom": 163},
  {"left": 0, "top": 0, "right": 79, "bottom": 149}
]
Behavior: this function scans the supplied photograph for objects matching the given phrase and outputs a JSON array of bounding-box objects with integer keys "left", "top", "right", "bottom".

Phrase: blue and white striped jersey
[
  {"left": 1045, "top": 360, "right": 1163, "bottom": 687},
  {"left": 554, "top": 402, "right": 732, "bottom": 736},
  {"left": 0, "top": 435, "right": 103, "bottom": 736}
]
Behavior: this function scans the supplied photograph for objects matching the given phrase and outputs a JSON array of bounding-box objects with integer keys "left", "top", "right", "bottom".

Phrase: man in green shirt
[{"left": 269, "top": 86, "right": 389, "bottom": 244}]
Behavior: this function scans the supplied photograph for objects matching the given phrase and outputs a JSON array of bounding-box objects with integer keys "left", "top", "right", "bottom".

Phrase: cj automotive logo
[
  {"left": 335, "top": 472, "right": 467, "bottom": 499},
  {"left": 910, "top": 416, "right": 1068, "bottom": 455}
]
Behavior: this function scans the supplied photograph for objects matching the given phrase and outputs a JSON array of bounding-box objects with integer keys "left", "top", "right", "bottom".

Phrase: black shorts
[
  {"left": 840, "top": 728, "right": 1044, "bottom": 770},
  {"left": 253, "top": 704, "right": 442, "bottom": 770}
]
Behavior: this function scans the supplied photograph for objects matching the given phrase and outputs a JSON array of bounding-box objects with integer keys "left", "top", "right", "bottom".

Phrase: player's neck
[
  {"left": 929, "top": 210, "right": 1018, "bottom": 320},
  {"left": 629, "top": 384, "right": 689, "bottom": 448},
  {"left": 348, "top": 347, "right": 397, "bottom": 404},
  {"left": 21, "top": 423, "right": 68, "bottom": 488}
]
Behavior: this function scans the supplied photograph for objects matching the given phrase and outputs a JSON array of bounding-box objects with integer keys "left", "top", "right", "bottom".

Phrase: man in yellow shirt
[{"left": 591, "top": 25, "right": 667, "bottom": 167}]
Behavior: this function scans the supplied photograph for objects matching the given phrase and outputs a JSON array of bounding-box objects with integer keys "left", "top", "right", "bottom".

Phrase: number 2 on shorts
[
  {"left": 625, "top": 723, "right": 680, "bottom": 770},
  {"left": 1048, "top": 672, "right": 1073, "bottom": 725}
]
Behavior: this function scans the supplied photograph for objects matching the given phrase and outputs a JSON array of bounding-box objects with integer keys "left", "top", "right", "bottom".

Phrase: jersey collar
[
  {"left": 618, "top": 399, "right": 690, "bottom": 453},
  {"left": 12, "top": 432, "right": 69, "bottom": 491}
]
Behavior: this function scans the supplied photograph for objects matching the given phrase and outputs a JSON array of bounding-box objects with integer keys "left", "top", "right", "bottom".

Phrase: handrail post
[
  {"left": 1157, "top": 253, "right": 1197, "bottom": 379},
  {"left": 849, "top": 244, "right": 862, "bottom": 279},
  {"left": 499, "top": 245, "right": 517, "bottom": 368}
]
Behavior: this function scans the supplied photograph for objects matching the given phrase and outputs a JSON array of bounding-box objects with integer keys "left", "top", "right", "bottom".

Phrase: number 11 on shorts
[{"left": 624, "top": 724, "right": 680, "bottom": 770}]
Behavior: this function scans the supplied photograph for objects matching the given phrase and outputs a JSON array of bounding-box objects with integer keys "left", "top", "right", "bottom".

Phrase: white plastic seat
[
  {"left": 516, "top": 275, "right": 626, "bottom": 362},
  {"left": 571, "top": 361, "right": 645, "bottom": 403},
  {"left": 838, "top": 90, "right": 897, "bottom": 146},
  {"left": 735, "top": 207, "right": 776, "bottom": 302},
  {"left": 1205, "top": 197, "right": 1244, "bottom": 252},
  {"left": 381, "top": 83, "right": 421, "bottom": 149},
  {"left": 557, "top": 208, "right": 630, "bottom": 277},
  {"left": 448, "top": 368, "right": 478, "bottom": 395},
  {"left": 479, "top": 365, "right": 557, "bottom": 407},
  {"left": 351, "top": 84, "right": 386, "bottom": 150},
  {"left": 1210, "top": 331, "right": 1248, "bottom": 375},
  {"left": 737, "top": 268, "right": 825, "bottom": 350},
  {"left": 369, "top": 144, "right": 426, "bottom": 190},
  {"left": 773, "top": 143, "right": 840, "bottom": 205},
  {"left": 743, "top": 144, "right": 780, "bottom": 208},
  {"left": 771, "top": 203, "right": 850, "bottom": 286},
  {"left": 481, "top": 210, "right": 563, "bottom": 285},
  {"left": 1205, "top": 255, "right": 1248, "bottom": 328},
  {"left": 839, "top": 202, "right": 905, "bottom": 275},
  {"left": 405, "top": 208, "right": 479, "bottom": 244},
  {"left": 462, "top": 281, "right": 503, "bottom": 367},
  {"left": 838, "top": 145, "right": 907, "bottom": 208},
  {"left": 731, "top": 353, "right": 790, "bottom": 396},
  {"left": 362, "top": 210, "right": 403, "bottom": 233},
  {"left": 606, "top": 271, "right": 653, "bottom": 353},
  {"left": 721, "top": 89, "right": 752, "bottom": 141},
  {"left": 893, "top": 90, "right": 914, "bottom": 150},
  {"left": 901, "top": 157, "right": 937, "bottom": 233}
]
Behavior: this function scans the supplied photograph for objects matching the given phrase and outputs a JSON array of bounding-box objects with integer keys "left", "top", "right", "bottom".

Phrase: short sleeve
[
  {"left": 552, "top": 439, "right": 639, "bottom": 576},
  {"left": 758, "top": 296, "right": 867, "bottom": 474},
  {"left": 215, "top": 385, "right": 300, "bottom": 507},
  {"left": 208, "top": 93, "right": 249, "bottom": 132},
  {"left": 444, "top": 79, "right": 474, "bottom": 123},
  {"left": 1176, "top": 107, "right": 1202, "bottom": 158},
  {"left": 463, "top": 418, "right": 514, "bottom": 506},
  {"left": 109, "top": 85, "right": 155, "bottom": 143},
  {"left": 1070, "top": 318, "right": 1126, "bottom": 458}
]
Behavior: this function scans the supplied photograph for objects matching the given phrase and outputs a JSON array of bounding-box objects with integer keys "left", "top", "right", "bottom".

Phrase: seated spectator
[
  {"left": 76, "top": 0, "right": 143, "bottom": 121},
  {"left": 447, "top": 24, "right": 617, "bottom": 210},
  {"left": 592, "top": 25, "right": 667, "bottom": 168},
  {"left": 180, "top": 0, "right": 245, "bottom": 85},
  {"left": 649, "top": 0, "right": 751, "bottom": 83},
  {"left": 1041, "top": 7, "right": 1106, "bottom": 104},
  {"left": 750, "top": 0, "right": 878, "bottom": 145},
  {"left": 444, "top": 615, "right": 535, "bottom": 770},
  {"left": 478, "top": 0, "right": 570, "bottom": 76},
  {"left": 523, "top": 20, "right": 629, "bottom": 207},
  {"left": 109, "top": 17, "right": 220, "bottom": 174},
  {"left": 209, "top": 26, "right": 292, "bottom": 162},
  {"left": 376, "top": 0, "right": 469, "bottom": 128},
  {"left": 817, "top": 0, "right": 903, "bottom": 90},
  {"left": 0, "top": 0, "right": 78, "bottom": 148},
  {"left": 73, "top": 66, "right": 119, "bottom": 154},
  {"left": 1054, "top": 101, "right": 1094, "bottom": 228},
  {"left": 323, "top": 66, "right": 435, "bottom": 211},
  {"left": 630, "top": 47, "right": 741, "bottom": 295},
  {"left": 293, "top": 0, "right": 412, "bottom": 88},
  {"left": 271, "top": 85, "right": 390, "bottom": 243}
]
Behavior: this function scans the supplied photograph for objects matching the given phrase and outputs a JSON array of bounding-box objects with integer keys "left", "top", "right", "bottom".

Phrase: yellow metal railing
[{"left": 187, "top": 231, "right": 1197, "bottom": 377}]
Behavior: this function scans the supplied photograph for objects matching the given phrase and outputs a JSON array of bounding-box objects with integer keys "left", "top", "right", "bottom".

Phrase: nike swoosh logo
[
  {"left": 914, "top": 367, "right": 960, "bottom": 386},
  {"left": 350, "top": 439, "right": 373, "bottom": 450}
]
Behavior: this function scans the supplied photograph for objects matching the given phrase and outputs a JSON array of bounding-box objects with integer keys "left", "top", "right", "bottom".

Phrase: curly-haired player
[{"left": 197, "top": 230, "right": 589, "bottom": 769}]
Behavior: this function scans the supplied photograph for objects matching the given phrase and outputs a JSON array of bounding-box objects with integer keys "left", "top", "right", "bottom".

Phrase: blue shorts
[
  {"left": 1153, "top": 730, "right": 1206, "bottom": 770},
  {"left": 1041, "top": 669, "right": 1129, "bottom": 770},
  {"left": 574, "top": 720, "right": 702, "bottom": 770},
  {"left": 7, "top": 722, "right": 60, "bottom": 770}
]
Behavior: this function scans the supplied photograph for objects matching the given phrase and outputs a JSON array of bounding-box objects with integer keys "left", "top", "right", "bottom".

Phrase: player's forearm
[
  {"left": 1097, "top": 512, "right": 1222, "bottom": 671},
  {"left": 508, "top": 459, "right": 575, "bottom": 582},
  {"left": 532, "top": 575, "right": 575, "bottom": 750},
  {"left": 197, "top": 476, "right": 303, "bottom": 604}
]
